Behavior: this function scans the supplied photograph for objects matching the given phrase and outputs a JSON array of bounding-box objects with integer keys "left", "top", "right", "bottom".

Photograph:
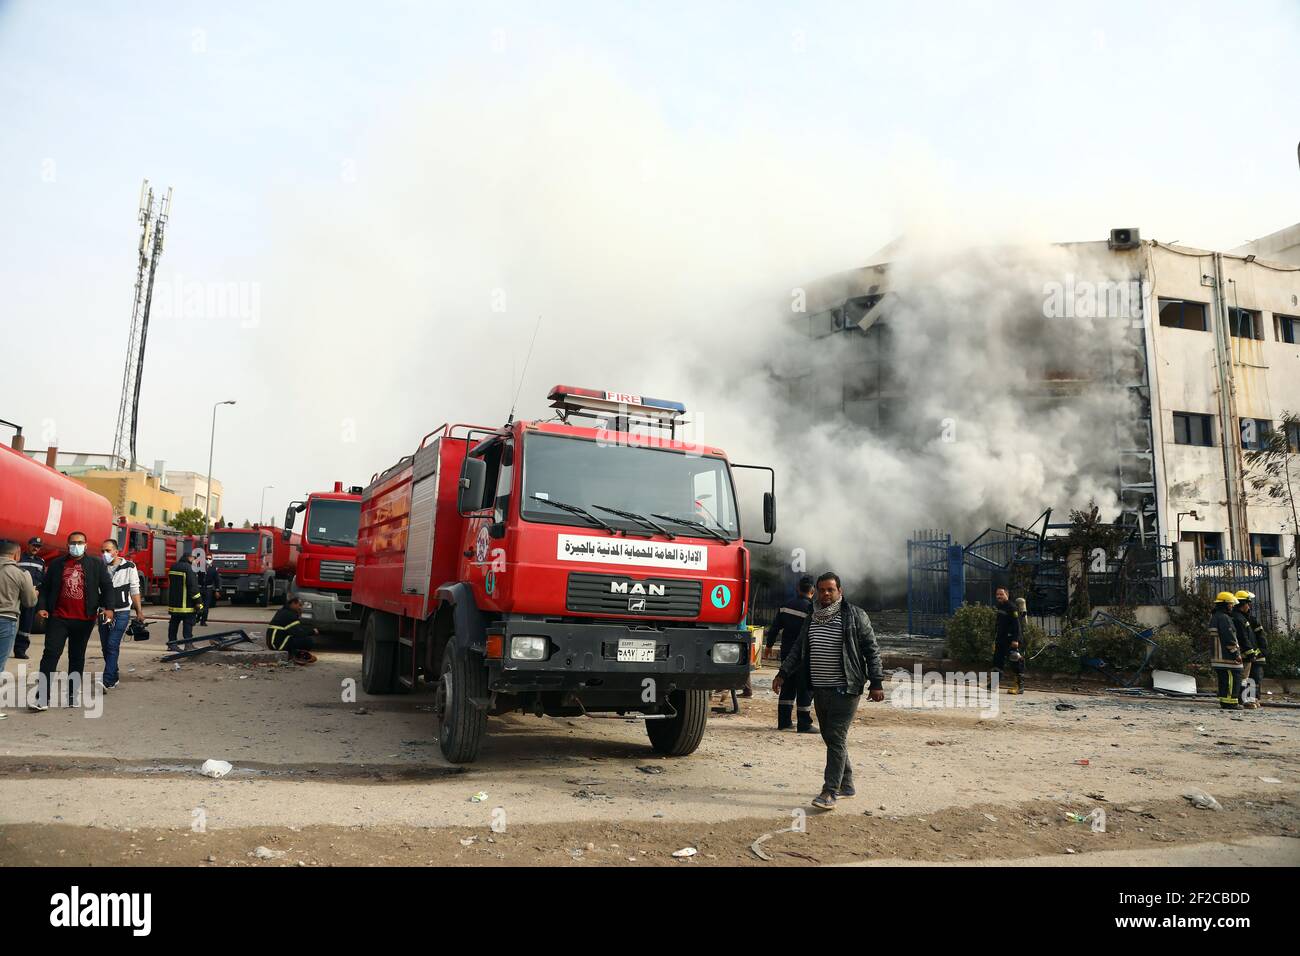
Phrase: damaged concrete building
[{"left": 789, "top": 224, "right": 1300, "bottom": 628}]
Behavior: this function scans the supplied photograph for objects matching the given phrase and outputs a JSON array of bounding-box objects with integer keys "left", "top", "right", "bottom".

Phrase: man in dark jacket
[
  {"left": 1210, "top": 592, "right": 1243, "bottom": 710},
  {"left": 772, "top": 571, "right": 884, "bottom": 811},
  {"left": 32, "top": 531, "right": 114, "bottom": 711},
  {"left": 14, "top": 536, "right": 46, "bottom": 659},
  {"left": 992, "top": 587, "right": 1024, "bottom": 694},
  {"left": 1234, "top": 590, "right": 1266, "bottom": 710},
  {"left": 198, "top": 558, "right": 220, "bottom": 625},
  {"left": 769, "top": 575, "right": 816, "bottom": 732},
  {"left": 167, "top": 552, "right": 204, "bottom": 648}
]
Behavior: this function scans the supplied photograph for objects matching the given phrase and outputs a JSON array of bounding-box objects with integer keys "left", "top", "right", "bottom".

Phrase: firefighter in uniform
[
  {"left": 266, "top": 596, "right": 318, "bottom": 664},
  {"left": 1210, "top": 592, "right": 1243, "bottom": 710},
  {"left": 770, "top": 576, "right": 816, "bottom": 732},
  {"left": 992, "top": 587, "right": 1024, "bottom": 694},
  {"left": 167, "top": 552, "right": 204, "bottom": 648},
  {"left": 1235, "top": 590, "right": 1266, "bottom": 710},
  {"left": 14, "top": 536, "right": 46, "bottom": 659}
]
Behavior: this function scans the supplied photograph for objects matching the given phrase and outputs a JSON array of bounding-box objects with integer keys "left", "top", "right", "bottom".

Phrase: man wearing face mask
[
  {"left": 31, "top": 531, "right": 114, "bottom": 711},
  {"left": 98, "top": 538, "right": 144, "bottom": 690}
]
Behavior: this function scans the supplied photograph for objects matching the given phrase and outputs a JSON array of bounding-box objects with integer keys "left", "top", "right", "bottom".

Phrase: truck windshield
[
  {"left": 521, "top": 433, "right": 740, "bottom": 538},
  {"left": 305, "top": 499, "right": 360, "bottom": 547},
  {"left": 210, "top": 531, "right": 258, "bottom": 554}
]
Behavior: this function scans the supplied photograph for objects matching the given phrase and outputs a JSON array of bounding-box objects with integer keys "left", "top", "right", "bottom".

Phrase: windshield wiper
[
  {"left": 593, "top": 505, "right": 675, "bottom": 539},
  {"left": 531, "top": 495, "right": 617, "bottom": 533},
  {"left": 650, "top": 513, "right": 728, "bottom": 542}
]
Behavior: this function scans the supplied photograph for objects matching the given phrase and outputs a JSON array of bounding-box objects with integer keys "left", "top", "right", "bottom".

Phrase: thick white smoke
[{"left": 245, "top": 62, "right": 1139, "bottom": 597}]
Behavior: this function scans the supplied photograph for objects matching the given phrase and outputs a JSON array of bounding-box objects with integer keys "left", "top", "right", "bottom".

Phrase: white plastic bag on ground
[{"left": 200, "top": 759, "right": 233, "bottom": 779}]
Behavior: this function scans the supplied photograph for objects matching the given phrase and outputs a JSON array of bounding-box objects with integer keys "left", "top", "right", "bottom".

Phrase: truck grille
[
  {"left": 566, "top": 573, "right": 701, "bottom": 617},
  {"left": 319, "top": 560, "right": 355, "bottom": 583}
]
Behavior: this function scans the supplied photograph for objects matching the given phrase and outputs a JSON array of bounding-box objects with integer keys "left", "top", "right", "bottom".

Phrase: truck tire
[
  {"left": 436, "top": 642, "right": 488, "bottom": 764},
  {"left": 360, "top": 613, "right": 397, "bottom": 695},
  {"left": 646, "top": 689, "right": 708, "bottom": 756},
  {"left": 258, "top": 577, "right": 271, "bottom": 608}
]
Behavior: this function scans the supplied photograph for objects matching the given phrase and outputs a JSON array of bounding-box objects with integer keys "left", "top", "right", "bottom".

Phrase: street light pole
[
  {"left": 260, "top": 484, "right": 274, "bottom": 526},
  {"left": 204, "top": 400, "right": 236, "bottom": 537}
]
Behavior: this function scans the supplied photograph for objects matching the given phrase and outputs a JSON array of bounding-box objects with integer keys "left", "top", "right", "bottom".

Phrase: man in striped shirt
[{"left": 772, "top": 571, "right": 884, "bottom": 811}]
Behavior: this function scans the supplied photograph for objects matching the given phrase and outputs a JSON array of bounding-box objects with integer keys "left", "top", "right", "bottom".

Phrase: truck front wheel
[
  {"left": 436, "top": 642, "right": 487, "bottom": 764},
  {"left": 646, "top": 689, "right": 708, "bottom": 756},
  {"left": 360, "top": 613, "right": 397, "bottom": 694}
]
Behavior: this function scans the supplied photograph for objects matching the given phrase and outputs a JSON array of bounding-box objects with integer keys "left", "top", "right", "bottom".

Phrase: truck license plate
[{"left": 617, "top": 639, "right": 657, "bottom": 663}]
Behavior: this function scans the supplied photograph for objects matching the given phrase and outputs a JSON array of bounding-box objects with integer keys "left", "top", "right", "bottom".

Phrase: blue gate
[
  {"left": 907, "top": 530, "right": 961, "bottom": 636},
  {"left": 1191, "top": 560, "right": 1274, "bottom": 628}
]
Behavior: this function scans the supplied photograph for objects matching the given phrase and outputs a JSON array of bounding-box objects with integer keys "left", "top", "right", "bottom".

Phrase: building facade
[
  {"left": 71, "top": 471, "right": 183, "bottom": 528},
  {"left": 797, "top": 225, "right": 1300, "bottom": 626},
  {"left": 162, "top": 471, "right": 225, "bottom": 525}
]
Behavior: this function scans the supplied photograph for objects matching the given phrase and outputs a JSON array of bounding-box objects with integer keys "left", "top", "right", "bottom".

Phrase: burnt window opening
[
  {"left": 1172, "top": 411, "right": 1214, "bottom": 447},
  {"left": 1250, "top": 533, "right": 1281, "bottom": 561},
  {"left": 1181, "top": 530, "right": 1224, "bottom": 563},
  {"left": 1239, "top": 417, "right": 1274, "bottom": 451},
  {"left": 1277, "top": 314, "right": 1299, "bottom": 345},
  {"left": 1158, "top": 298, "right": 1208, "bottom": 331},
  {"left": 1228, "top": 307, "right": 1263, "bottom": 340}
]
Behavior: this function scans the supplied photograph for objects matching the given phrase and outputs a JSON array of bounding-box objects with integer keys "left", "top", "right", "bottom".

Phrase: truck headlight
[
  {"left": 711, "top": 642, "right": 742, "bottom": 664},
  {"left": 510, "top": 636, "right": 548, "bottom": 661},
  {"left": 300, "top": 602, "right": 313, "bottom": 610}
]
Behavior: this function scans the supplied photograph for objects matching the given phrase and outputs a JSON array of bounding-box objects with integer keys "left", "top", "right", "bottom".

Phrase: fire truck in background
[
  {"left": 208, "top": 524, "right": 300, "bottom": 606},
  {"left": 114, "top": 518, "right": 197, "bottom": 603},
  {"left": 282, "top": 482, "right": 363, "bottom": 635},
  {"left": 352, "top": 386, "right": 775, "bottom": 764},
  {"left": 0, "top": 442, "right": 114, "bottom": 560}
]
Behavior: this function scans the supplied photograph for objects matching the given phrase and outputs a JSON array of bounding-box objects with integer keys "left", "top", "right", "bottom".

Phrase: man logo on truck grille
[
  {"left": 628, "top": 598, "right": 647, "bottom": 612},
  {"left": 610, "top": 581, "right": 666, "bottom": 596}
]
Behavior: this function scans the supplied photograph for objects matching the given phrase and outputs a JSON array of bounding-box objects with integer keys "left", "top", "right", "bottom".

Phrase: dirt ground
[{"left": 2, "top": 605, "right": 1297, "bottom": 867}]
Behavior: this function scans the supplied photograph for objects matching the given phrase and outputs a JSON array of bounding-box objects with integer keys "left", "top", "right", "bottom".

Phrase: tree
[
  {"left": 1244, "top": 410, "right": 1300, "bottom": 566},
  {"left": 241, "top": 519, "right": 252, "bottom": 529},
  {"left": 167, "top": 508, "right": 207, "bottom": 535},
  {"left": 1048, "top": 499, "right": 1129, "bottom": 621}
]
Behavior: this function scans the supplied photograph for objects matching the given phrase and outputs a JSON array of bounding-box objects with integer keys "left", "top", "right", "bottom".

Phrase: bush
[
  {"left": 1266, "top": 630, "right": 1300, "bottom": 679},
  {"left": 1151, "top": 630, "right": 1198, "bottom": 674}
]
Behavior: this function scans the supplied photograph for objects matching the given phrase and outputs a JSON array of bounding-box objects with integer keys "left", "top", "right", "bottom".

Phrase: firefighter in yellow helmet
[
  {"left": 1210, "top": 592, "right": 1243, "bottom": 710},
  {"left": 1234, "top": 590, "right": 1266, "bottom": 710}
]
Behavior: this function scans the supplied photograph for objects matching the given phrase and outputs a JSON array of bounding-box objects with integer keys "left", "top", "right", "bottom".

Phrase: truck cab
[
  {"left": 353, "top": 386, "right": 775, "bottom": 763},
  {"left": 284, "top": 483, "right": 362, "bottom": 635},
  {"left": 208, "top": 525, "right": 300, "bottom": 606}
]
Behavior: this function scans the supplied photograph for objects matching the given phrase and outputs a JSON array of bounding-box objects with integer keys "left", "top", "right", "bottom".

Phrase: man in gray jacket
[
  {"left": 772, "top": 571, "right": 885, "bottom": 810},
  {"left": 0, "top": 540, "right": 40, "bottom": 717}
]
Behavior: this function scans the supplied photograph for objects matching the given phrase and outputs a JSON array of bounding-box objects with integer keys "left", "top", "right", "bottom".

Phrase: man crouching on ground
[{"left": 772, "top": 571, "right": 884, "bottom": 811}]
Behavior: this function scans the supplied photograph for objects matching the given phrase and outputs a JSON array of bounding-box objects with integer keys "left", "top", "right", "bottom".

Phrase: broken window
[
  {"left": 1181, "top": 530, "right": 1224, "bottom": 563},
  {"left": 1239, "top": 417, "right": 1273, "bottom": 451},
  {"left": 1228, "top": 307, "right": 1263, "bottom": 340},
  {"left": 1158, "top": 298, "right": 1208, "bottom": 331},
  {"left": 1277, "top": 314, "right": 1299, "bottom": 344},
  {"left": 1249, "top": 533, "right": 1281, "bottom": 561},
  {"left": 1172, "top": 412, "right": 1214, "bottom": 447},
  {"left": 1287, "top": 421, "right": 1300, "bottom": 454}
]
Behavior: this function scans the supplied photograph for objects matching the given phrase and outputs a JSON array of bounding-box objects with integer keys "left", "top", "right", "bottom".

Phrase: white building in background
[
  {"left": 798, "top": 224, "right": 1300, "bottom": 626},
  {"left": 163, "top": 471, "right": 225, "bottom": 523}
]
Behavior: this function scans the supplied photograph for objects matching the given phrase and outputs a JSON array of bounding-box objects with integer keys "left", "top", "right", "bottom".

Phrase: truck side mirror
[
  {"left": 458, "top": 457, "right": 488, "bottom": 515},
  {"left": 283, "top": 505, "right": 296, "bottom": 537},
  {"left": 763, "top": 491, "right": 777, "bottom": 535}
]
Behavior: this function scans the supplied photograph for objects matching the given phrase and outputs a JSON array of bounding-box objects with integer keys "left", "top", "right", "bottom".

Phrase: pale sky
[{"left": 2, "top": 0, "right": 1297, "bottom": 523}]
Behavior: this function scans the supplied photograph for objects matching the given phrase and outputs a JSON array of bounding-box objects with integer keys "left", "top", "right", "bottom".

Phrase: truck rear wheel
[
  {"left": 436, "top": 642, "right": 487, "bottom": 764},
  {"left": 646, "top": 689, "right": 708, "bottom": 756},
  {"left": 360, "top": 613, "right": 398, "bottom": 694}
]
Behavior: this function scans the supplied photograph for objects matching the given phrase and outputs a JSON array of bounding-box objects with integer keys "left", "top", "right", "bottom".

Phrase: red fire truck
[
  {"left": 114, "top": 518, "right": 197, "bottom": 603},
  {"left": 282, "top": 482, "right": 363, "bottom": 635},
  {"left": 353, "top": 386, "right": 775, "bottom": 764},
  {"left": 208, "top": 524, "right": 301, "bottom": 606},
  {"left": 0, "top": 442, "right": 114, "bottom": 559}
]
